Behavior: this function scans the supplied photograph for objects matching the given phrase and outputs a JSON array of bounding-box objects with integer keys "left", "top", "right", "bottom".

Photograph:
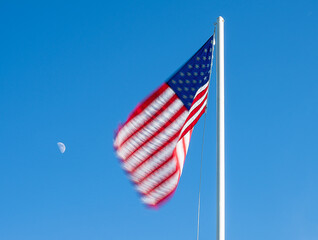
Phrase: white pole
[{"left": 216, "top": 16, "right": 225, "bottom": 240}]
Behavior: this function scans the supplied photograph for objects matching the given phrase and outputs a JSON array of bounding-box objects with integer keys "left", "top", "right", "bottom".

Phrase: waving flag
[{"left": 114, "top": 35, "right": 215, "bottom": 207}]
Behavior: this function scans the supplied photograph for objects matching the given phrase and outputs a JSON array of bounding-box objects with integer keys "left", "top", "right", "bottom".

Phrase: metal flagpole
[{"left": 216, "top": 16, "right": 225, "bottom": 240}]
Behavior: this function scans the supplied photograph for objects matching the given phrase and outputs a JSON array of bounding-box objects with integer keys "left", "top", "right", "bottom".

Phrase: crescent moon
[{"left": 57, "top": 142, "right": 66, "bottom": 153}]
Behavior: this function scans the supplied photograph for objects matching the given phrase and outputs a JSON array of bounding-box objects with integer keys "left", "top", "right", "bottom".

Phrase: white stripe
[
  {"left": 131, "top": 141, "right": 176, "bottom": 182},
  {"left": 175, "top": 140, "right": 185, "bottom": 172},
  {"left": 122, "top": 111, "right": 187, "bottom": 172},
  {"left": 177, "top": 130, "right": 192, "bottom": 173},
  {"left": 136, "top": 160, "right": 176, "bottom": 194},
  {"left": 141, "top": 171, "right": 179, "bottom": 206},
  {"left": 184, "top": 130, "right": 191, "bottom": 152},
  {"left": 117, "top": 99, "right": 183, "bottom": 160},
  {"left": 114, "top": 87, "right": 175, "bottom": 148}
]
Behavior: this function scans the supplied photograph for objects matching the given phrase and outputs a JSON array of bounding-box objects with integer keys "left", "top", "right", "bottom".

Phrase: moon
[{"left": 57, "top": 142, "right": 66, "bottom": 153}]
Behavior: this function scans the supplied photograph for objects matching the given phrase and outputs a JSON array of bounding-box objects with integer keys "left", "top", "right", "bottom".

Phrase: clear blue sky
[{"left": 1, "top": 0, "right": 318, "bottom": 239}]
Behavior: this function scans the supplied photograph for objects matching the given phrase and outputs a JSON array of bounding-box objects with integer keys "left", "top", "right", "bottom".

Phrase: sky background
[{"left": 1, "top": 0, "right": 318, "bottom": 239}]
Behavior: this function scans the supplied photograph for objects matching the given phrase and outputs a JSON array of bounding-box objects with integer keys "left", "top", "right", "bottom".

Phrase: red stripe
[
  {"left": 123, "top": 105, "right": 186, "bottom": 161},
  {"left": 129, "top": 128, "right": 182, "bottom": 173},
  {"left": 174, "top": 149, "right": 180, "bottom": 173},
  {"left": 135, "top": 156, "right": 174, "bottom": 184}
]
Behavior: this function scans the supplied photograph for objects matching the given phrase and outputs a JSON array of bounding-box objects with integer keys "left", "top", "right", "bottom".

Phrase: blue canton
[{"left": 167, "top": 35, "right": 214, "bottom": 110}]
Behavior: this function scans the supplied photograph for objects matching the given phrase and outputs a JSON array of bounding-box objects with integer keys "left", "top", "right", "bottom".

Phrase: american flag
[{"left": 114, "top": 35, "right": 215, "bottom": 207}]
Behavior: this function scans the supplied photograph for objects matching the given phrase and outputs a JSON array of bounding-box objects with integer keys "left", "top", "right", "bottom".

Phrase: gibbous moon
[{"left": 57, "top": 142, "right": 66, "bottom": 153}]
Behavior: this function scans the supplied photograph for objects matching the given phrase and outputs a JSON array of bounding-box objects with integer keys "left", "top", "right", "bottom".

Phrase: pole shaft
[{"left": 216, "top": 16, "right": 225, "bottom": 240}]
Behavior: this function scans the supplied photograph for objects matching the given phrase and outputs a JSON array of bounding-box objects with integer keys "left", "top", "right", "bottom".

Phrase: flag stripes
[
  {"left": 114, "top": 34, "right": 215, "bottom": 207},
  {"left": 179, "top": 82, "right": 210, "bottom": 140}
]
